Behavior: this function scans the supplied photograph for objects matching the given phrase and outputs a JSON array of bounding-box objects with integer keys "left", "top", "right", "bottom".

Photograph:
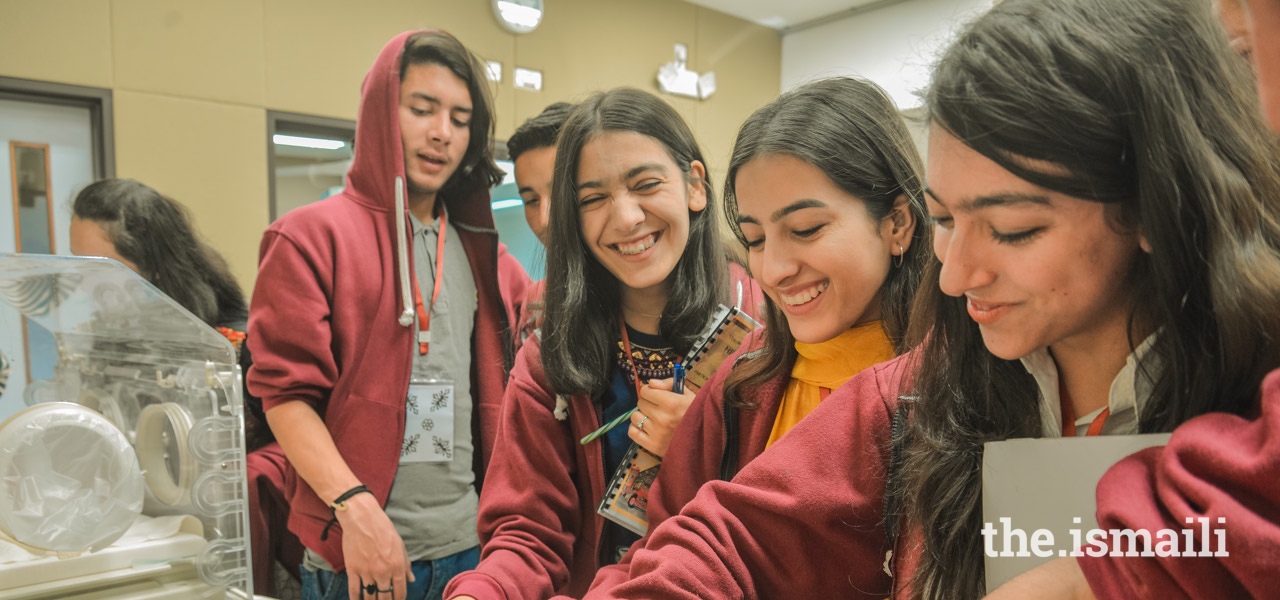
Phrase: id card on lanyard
[
  {"left": 401, "top": 210, "right": 455, "bottom": 465},
  {"left": 404, "top": 375, "right": 455, "bottom": 464}
]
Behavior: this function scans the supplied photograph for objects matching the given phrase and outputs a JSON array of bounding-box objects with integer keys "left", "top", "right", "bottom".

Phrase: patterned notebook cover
[{"left": 597, "top": 304, "right": 761, "bottom": 534}]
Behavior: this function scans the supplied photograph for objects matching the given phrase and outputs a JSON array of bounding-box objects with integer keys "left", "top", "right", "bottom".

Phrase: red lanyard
[
  {"left": 618, "top": 319, "right": 644, "bottom": 399},
  {"left": 1059, "top": 379, "right": 1111, "bottom": 437},
  {"left": 412, "top": 211, "right": 448, "bottom": 355}
]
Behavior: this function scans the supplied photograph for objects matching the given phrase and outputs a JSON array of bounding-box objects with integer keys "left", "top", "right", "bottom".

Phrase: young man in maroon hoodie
[{"left": 247, "top": 30, "right": 525, "bottom": 600}]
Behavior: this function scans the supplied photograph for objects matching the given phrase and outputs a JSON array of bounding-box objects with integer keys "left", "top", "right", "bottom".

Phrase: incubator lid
[
  {"left": 0, "top": 402, "right": 144, "bottom": 552},
  {"left": 0, "top": 254, "right": 236, "bottom": 367}
]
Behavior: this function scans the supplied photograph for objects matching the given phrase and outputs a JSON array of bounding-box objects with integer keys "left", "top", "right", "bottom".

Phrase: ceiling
[{"left": 684, "top": 0, "right": 887, "bottom": 30}]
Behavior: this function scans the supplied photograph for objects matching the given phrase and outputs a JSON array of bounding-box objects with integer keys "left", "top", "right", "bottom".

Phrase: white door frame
[{"left": 0, "top": 76, "right": 114, "bottom": 180}]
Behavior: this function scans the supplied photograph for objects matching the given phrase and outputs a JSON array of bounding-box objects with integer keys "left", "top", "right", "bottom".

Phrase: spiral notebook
[
  {"left": 598, "top": 304, "right": 760, "bottom": 535},
  {"left": 683, "top": 304, "right": 760, "bottom": 392}
]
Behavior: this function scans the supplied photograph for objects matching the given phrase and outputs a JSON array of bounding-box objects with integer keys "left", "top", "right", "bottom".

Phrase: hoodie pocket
[{"left": 326, "top": 392, "right": 406, "bottom": 472}]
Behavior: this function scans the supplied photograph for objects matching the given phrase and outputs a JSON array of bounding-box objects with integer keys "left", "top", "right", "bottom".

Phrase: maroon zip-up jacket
[
  {"left": 246, "top": 30, "right": 515, "bottom": 572},
  {"left": 598, "top": 353, "right": 917, "bottom": 599},
  {"left": 1079, "top": 367, "right": 1280, "bottom": 598}
]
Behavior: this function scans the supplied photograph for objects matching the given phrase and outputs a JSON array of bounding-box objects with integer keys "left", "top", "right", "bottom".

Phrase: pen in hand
[
  {"left": 579, "top": 358, "right": 685, "bottom": 445},
  {"left": 579, "top": 407, "right": 636, "bottom": 445}
]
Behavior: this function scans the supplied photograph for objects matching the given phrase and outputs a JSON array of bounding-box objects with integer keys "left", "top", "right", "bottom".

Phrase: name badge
[{"left": 402, "top": 379, "right": 455, "bottom": 464}]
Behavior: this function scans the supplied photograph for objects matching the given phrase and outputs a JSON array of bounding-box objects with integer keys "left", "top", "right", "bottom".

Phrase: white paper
[{"left": 982, "top": 433, "right": 1172, "bottom": 591}]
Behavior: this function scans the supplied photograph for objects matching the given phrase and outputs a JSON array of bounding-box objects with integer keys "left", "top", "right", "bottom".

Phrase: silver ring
[{"left": 637, "top": 415, "right": 649, "bottom": 432}]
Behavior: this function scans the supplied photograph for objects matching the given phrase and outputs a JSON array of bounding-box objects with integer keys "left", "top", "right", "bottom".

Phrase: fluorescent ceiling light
[
  {"left": 273, "top": 134, "right": 346, "bottom": 150},
  {"left": 497, "top": 0, "right": 541, "bottom": 28},
  {"left": 491, "top": 199, "right": 523, "bottom": 211},
  {"left": 514, "top": 67, "right": 543, "bottom": 91}
]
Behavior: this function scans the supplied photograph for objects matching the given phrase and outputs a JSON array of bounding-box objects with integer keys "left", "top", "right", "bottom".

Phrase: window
[{"left": 267, "top": 111, "right": 355, "bottom": 221}]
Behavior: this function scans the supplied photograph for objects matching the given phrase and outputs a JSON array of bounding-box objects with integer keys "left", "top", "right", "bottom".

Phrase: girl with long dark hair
[
  {"left": 593, "top": 0, "right": 1280, "bottom": 598},
  {"left": 445, "top": 88, "right": 752, "bottom": 600},
  {"left": 70, "top": 178, "right": 261, "bottom": 437},
  {"left": 69, "top": 178, "right": 300, "bottom": 597},
  {"left": 900, "top": 0, "right": 1280, "bottom": 595},
  {"left": 991, "top": 0, "right": 1280, "bottom": 596},
  {"left": 70, "top": 178, "right": 247, "bottom": 331},
  {"left": 582, "top": 76, "right": 928, "bottom": 597}
]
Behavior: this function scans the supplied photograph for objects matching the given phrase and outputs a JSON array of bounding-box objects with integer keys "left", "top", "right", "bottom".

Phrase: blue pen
[{"left": 672, "top": 358, "right": 685, "bottom": 395}]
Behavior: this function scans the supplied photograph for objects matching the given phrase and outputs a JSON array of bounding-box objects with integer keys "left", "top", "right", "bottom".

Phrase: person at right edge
[
  {"left": 987, "top": 0, "right": 1280, "bottom": 596},
  {"left": 248, "top": 30, "right": 522, "bottom": 600}
]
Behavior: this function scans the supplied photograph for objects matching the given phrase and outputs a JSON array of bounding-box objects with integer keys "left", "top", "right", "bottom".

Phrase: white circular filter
[
  {"left": 134, "top": 402, "right": 196, "bottom": 506},
  {"left": 0, "top": 402, "right": 144, "bottom": 552}
]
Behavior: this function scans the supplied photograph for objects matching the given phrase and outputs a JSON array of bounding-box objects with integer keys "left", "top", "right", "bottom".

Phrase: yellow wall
[{"left": 0, "top": 0, "right": 781, "bottom": 293}]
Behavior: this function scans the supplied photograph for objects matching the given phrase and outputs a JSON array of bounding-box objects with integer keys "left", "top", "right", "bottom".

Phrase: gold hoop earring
[{"left": 893, "top": 244, "right": 905, "bottom": 268}]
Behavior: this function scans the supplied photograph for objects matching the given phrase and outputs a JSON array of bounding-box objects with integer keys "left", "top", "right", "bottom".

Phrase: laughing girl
[{"left": 444, "top": 88, "right": 751, "bottom": 600}]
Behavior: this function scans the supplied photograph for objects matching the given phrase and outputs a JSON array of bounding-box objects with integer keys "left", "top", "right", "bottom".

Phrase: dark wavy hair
[
  {"left": 720, "top": 77, "right": 929, "bottom": 409},
  {"left": 507, "top": 102, "right": 576, "bottom": 162},
  {"left": 542, "top": 88, "right": 727, "bottom": 397},
  {"left": 401, "top": 30, "right": 504, "bottom": 196},
  {"left": 72, "top": 178, "right": 249, "bottom": 328},
  {"left": 895, "top": 0, "right": 1280, "bottom": 597}
]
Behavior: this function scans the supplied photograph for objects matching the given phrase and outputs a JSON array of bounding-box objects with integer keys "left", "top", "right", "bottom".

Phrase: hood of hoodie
[{"left": 343, "top": 29, "right": 497, "bottom": 231}]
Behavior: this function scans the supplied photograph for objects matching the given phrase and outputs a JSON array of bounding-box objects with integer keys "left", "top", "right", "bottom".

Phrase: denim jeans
[{"left": 300, "top": 546, "right": 480, "bottom": 600}]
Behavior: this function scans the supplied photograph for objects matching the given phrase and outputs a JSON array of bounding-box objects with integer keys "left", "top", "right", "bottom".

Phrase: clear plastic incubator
[{"left": 0, "top": 254, "right": 253, "bottom": 599}]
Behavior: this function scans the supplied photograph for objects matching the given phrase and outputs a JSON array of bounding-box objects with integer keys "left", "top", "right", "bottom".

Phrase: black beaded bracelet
[{"left": 320, "top": 484, "right": 372, "bottom": 541}]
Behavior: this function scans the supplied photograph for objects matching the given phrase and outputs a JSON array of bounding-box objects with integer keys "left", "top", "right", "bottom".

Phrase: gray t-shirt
[{"left": 306, "top": 211, "right": 478, "bottom": 570}]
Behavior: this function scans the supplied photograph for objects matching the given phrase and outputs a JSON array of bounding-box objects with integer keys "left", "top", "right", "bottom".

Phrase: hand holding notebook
[
  {"left": 578, "top": 361, "right": 685, "bottom": 447},
  {"left": 595, "top": 304, "right": 760, "bottom": 534},
  {"left": 581, "top": 305, "right": 757, "bottom": 445},
  {"left": 629, "top": 373, "right": 692, "bottom": 457}
]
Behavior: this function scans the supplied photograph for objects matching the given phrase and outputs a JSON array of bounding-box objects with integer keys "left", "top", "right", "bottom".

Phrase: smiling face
[
  {"left": 399, "top": 62, "right": 472, "bottom": 205},
  {"left": 514, "top": 145, "right": 555, "bottom": 245},
  {"left": 575, "top": 130, "right": 706, "bottom": 300},
  {"left": 735, "top": 154, "right": 909, "bottom": 344},
  {"left": 926, "top": 125, "right": 1143, "bottom": 361}
]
